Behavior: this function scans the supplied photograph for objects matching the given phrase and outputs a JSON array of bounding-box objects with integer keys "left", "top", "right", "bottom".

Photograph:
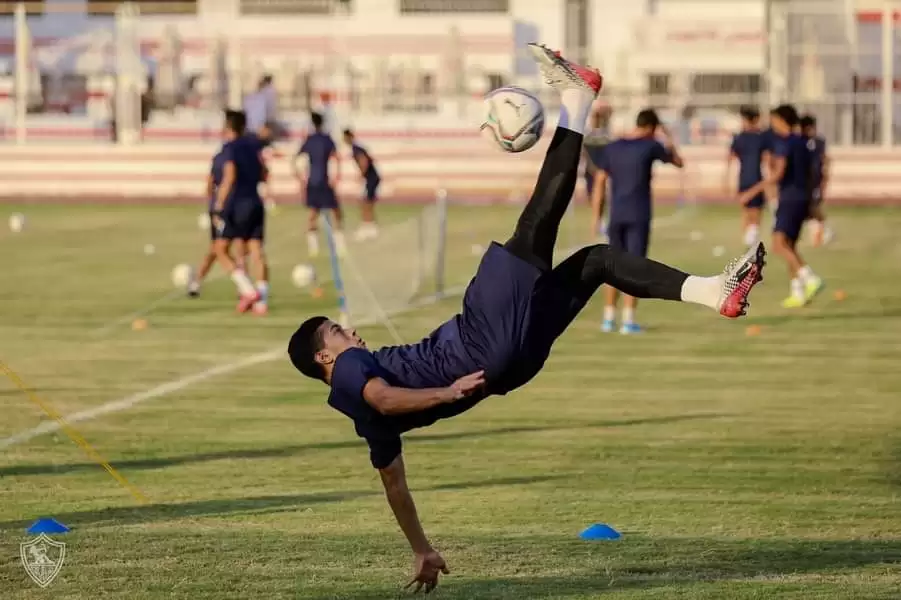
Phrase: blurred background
[{"left": 0, "top": 0, "right": 899, "bottom": 201}]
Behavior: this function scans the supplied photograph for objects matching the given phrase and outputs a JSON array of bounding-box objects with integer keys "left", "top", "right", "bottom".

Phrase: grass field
[{"left": 1, "top": 201, "right": 900, "bottom": 599}]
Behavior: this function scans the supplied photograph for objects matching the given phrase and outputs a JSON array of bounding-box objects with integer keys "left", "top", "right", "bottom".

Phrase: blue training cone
[
  {"left": 579, "top": 523, "right": 621, "bottom": 541},
  {"left": 26, "top": 518, "right": 70, "bottom": 535}
]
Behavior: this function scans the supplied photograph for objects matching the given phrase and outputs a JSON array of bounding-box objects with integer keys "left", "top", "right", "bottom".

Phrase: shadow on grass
[
  {"left": 0, "top": 413, "right": 730, "bottom": 478},
  {"left": 333, "top": 537, "right": 901, "bottom": 599},
  {"left": 0, "top": 474, "right": 568, "bottom": 532}
]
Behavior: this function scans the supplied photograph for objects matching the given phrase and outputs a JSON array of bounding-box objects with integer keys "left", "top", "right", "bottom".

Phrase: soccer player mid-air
[
  {"left": 800, "top": 114, "right": 832, "bottom": 246},
  {"left": 295, "top": 112, "right": 344, "bottom": 258},
  {"left": 211, "top": 109, "right": 270, "bottom": 314},
  {"left": 342, "top": 128, "right": 381, "bottom": 241},
  {"left": 739, "top": 104, "right": 822, "bottom": 308},
  {"left": 726, "top": 105, "right": 770, "bottom": 247},
  {"left": 288, "top": 45, "right": 765, "bottom": 593},
  {"left": 589, "top": 108, "right": 684, "bottom": 334}
]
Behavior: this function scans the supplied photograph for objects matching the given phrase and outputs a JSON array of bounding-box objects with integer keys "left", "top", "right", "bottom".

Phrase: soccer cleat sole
[
  {"left": 526, "top": 43, "right": 603, "bottom": 94},
  {"left": 719, "top": 242, "right": 766, "bottom": 318}
]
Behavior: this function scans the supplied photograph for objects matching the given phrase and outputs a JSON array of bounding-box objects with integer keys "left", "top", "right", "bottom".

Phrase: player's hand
[
  {"left": 211, "top": 213, "right": 225, "bottom": 235},
  {"left": 405, "top": 550, "right": 449, "bottom": 594},
  {"left": 447, "top": 371, "right": 485, "bottom": 400}
]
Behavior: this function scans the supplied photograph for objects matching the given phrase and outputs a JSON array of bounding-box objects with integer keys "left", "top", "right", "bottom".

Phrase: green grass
[{"left": 1, "top": 202, "right": 900, "bottom": 599}]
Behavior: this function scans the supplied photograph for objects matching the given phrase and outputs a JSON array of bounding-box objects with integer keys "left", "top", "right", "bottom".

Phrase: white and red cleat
[
  {"left": 717, "top": 242, "right": 766, "bottom": 318},
  {"left": 236, "top": 291, "right": 261, "bottom": 314},
  {"left": 252, "top": 302, "right": 268, "bottom": 316},
  {"left": 527, "top": 43, "right": 603, "bottom": 95}
]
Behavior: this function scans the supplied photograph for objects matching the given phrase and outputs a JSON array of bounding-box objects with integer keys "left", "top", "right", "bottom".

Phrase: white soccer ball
[
  {"left": 480, "top": 87, "right": 545, "bottom": 153},
  {"left": 171, "top": 264, "right": 194, "bottom": 288},
  {"left": 291, "top": 264, "right": 316, "bottom": 288},
  {"left": 197, "top": 213, "right": 210, "bottom": 231},
  {"left": 8, "top": 213, "right": 25, "bottom": 233}
]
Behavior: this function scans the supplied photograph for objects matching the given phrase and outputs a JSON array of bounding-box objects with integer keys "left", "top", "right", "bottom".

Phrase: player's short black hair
[
  {"left": 739, "top": 105, "right": 760, "bottom": 120},
  {"left": 342, "top": 128, "right": 354, "bottom": 138},
  {"left": 311, "top": 112, "right": 324, "bottom": 130},
  {"left": 636, "top": 108, "right": 661, "bottom": 129},
  {"left": 772, "top": 104, "right": 800, "bottom": 127},
  {"left": 288, "top": 316, "right": 330, "bottom": 382},
  {"left": 800, "top": 114, "right": 817, "bottom": 128},
  {"left": 224, "top": 109, "right": 247, "bottom": 135},
  {"left": 259, "top": 74, "right": 273, "bottom": 89}
]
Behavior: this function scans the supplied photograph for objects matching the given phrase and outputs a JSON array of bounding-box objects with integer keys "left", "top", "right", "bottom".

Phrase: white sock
[
  {"left": 743, "top": 224, "right": 759, "bottom": 246},
  {"left": 621, "top": 307, "right": 635, "bottom": 325},
  {"left": 307, "top": 231, "right": 319, "bottom": 257},
  {"left": 603, "top": 305, "right": 616, "bottom": 322},
  {"left": 680, "top": 275, "right": 722, "bottom": 310},
  {"left": 797, "top": 265, "right": 815, "bottom": 282},
  {"left": 256, "top": 281, "right": 269, "bottom": 303},
  {"left": 334, "top": 230, "right": 347, "bottom": 256},
  {"left": 791, "top": 277, "right": 804, "bottom": 299},
  {"left": 230, "top": 269, "right": 256, "bottom": 297},
  {"left": 188, "top": 280, "right": 200, "bottom": 293},
  {"left": 558, "top": 89, "right": 595, "bottom": 135}
]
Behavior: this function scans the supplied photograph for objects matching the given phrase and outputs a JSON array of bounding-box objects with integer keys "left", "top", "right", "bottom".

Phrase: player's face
[
  {"left": 314, "top": 320, "right": 367, "bottom": 366},
  {"left": 771, "top": 116, "right": 790, "bottom": 136}
]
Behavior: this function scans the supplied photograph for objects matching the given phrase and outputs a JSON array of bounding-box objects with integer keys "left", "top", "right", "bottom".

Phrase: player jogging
[
  {"left": 212, "top": 109, "right": 270, "bottom": 314},
  {"left": 800, "top": 114, "right": 832, "bottom": 246},
  {"left": 343, "top": 128, "right": 381, "bottom": 241},
  {"left": 288, "top": 45, "right": 766, "bottom": 593},
  {"left": 726, "top": 106, "right": 769, "bottom": 247},
  {"left": 739, "top": 104, "right": 822, "bottom": 308},
  {"left": 295, "top": 112, "right": 344, "bottom": 257},
  {"left": 590, "top": 108, "right": 684, "bottom": 334}
]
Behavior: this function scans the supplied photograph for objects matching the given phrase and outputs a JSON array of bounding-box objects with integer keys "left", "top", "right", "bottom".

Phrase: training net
[{"left": 324, "top": 194, "right": 448, "bottom": 334}]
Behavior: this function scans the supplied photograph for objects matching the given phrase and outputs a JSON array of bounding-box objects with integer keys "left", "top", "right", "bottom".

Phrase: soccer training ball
[
  {"left": 480, "top": 87, "right": 545, "bottom": 153},
  {"left": 291, "top": 264, "right": 316, "bottom": 288},
  {"left": 171, "top": 264, "right": 194, "bottom": 288},
  {"left": 8, "top": 213, "right": 25, "bottom": 233}
]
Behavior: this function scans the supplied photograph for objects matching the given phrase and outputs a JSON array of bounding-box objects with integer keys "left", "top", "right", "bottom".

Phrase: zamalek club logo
[{"left": 20, "top": 518, "right": 69, "bottom": 588}]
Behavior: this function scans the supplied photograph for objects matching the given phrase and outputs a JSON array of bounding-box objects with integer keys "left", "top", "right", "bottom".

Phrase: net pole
[
  {"left": 323, "top": 213, "right": 350, "bottom": 328},
  {"left": 14, "top": 3, "right": 27, "bottom": 144},
  {"left": 434, "top": 188, "right": 448, "bottom": 298}
]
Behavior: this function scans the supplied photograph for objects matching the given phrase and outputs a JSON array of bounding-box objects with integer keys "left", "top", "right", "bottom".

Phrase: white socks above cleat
[
  {"left": 231, "top": 269, "right": 256, "bottom": 297},
  {"left": 307, "top": 232, "right": 320, "bottom": 257},
  {"left": 680, "top": 275, "right": 723, "bottom": 310},
  {"left": 743, "top": 224, "right": 760, "bottom": 247}
]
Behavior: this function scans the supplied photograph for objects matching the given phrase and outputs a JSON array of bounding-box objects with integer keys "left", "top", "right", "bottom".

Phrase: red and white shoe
[
  {"left": 252, "top": 302, "right": 268, "bottom": 316},
  {"left": 236, "top": 291, "right": 261, "bottom": 314},
  {"left": 717, "top": 242, "right": 766, "bottom": 318},
  {"left": 527, "top": 43, "right": 603, "bottom": 96}
]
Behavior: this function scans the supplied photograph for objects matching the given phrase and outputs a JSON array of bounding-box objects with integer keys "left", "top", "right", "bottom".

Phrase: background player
[
  {"left": 590, "top": 108, "right": 684, "bottom": 334},
  {"left": 288, "top": 45, "right": 764, "bottom": 593},
  {"left": 187, "top": 146, "right": 236, "bottom": 297},
  {"left": 581, "top": 104, "right": 610, "bottom": 222},
  {"left": 739, "top": 104, "right": 823, "bottom": 308},
  {"left": 726, "top": 106, "right": 769, "bottom": 246},
  {"left": 212, "top": 109, "right": 270, "bottom": 313},
  {"left": 295, "top": 112, "right": 344, "bottom": 257},
  {"left": 342, "top": 128, "right": 381, "bottom": 241},
  {"left": 800, "top": 114, "right": 833, "bottom": 246}
]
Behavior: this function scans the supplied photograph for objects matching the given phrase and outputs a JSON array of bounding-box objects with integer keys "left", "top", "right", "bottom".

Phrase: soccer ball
[
  {"left": 171, "top": 264, "right": 194, "bottom": 288},
  {"left": 480, "top": 87, "right": 545, "bottom": 153},
  {"left": 8, "top": 213, "right": 25, "bottom": 233},
  {"left": 291, "top": 264, "right": 316, "bottom": 288},
  {"left": 197, "top": 213, "right": 211, "bottom": 231}
]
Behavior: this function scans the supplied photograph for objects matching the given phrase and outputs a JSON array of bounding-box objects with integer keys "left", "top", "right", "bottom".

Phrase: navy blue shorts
[
  {"left": 740, "top": 188, "right": 767, "bottom": 209},
  {"left": 364, "top": 176, "right": 380, "bottom": 202},
  {"left": 607, "top": 221, "right": 651, "bottom": 257},
  {"left": 808, "top": 187, "right": 823, "bottom": 212},
  {"left": 774, "top": 199, "right": 809, "bottom": 242},
  {"left": 222, "top": 200, "right": 265, "bottom": 241},
  {"left": 306, "top": 185, "right": 338, "bottom": 210}
]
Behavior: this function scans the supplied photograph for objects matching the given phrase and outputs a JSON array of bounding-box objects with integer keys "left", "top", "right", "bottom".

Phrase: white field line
[{"left": 3, "top": 204, "right": 694, "bottom": 449}]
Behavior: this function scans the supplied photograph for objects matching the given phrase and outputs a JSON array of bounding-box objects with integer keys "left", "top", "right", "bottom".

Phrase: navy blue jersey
[
  {"left": 730, "top": 130, "right": 767, "bottom": 189},
  {"left": 351, "top": 143, "right": 379, "bottom": 181},
  {"left": 760, "top": 128, "right": 778, "bottom": 153},
  {"left": 209, "top": 150, "right": 226, "bottom": 210},
  {"left": 807, "top": 135, "right": 827, "bottom": 188},
  {"left": 773, "top": 133, "right": 813, "bottom": 201},
  {"left": 597, "top": 137, "right": 674, "bottom": 224},
  {"left": 221, "top": 135, "right": 264, "bottom": 203},
  {"left": 299, "top": 132, "right": 337, "bottom": 187}
]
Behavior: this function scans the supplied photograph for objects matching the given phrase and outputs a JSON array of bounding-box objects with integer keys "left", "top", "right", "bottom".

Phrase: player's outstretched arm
[
  {"left": 379, "top": 455, "right": 449, "bottom": 593},
  {"left": 739, "top": 155, "right": 785, "bottom": 204},
  {"left": 362, "top": 371, "right": 485, "bottom": 416}
]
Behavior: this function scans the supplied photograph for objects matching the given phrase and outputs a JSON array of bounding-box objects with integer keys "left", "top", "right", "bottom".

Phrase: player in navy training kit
[
  {"left": 739, "top": 104, "right": 822, "bottom": 308},
  {"left": 800, "top": 114, "right": 832, "bottom": 246},
  {"left": 287, "top": 45, "right": 765, "bottom": 593},
  {"left": 212, "top": 110, "right": 270, "bottom": 314},
  {"left": 295, "top": 112, "right": 344, "bottom": 258},
  {"left": 343, "top": 128, "right": 381, "bottom": 241},
  {"left": 590, "top": 108, "right": 684, "bottom": 334},
  {"left": 727, "top": 106, "right": 770, "bottom": 247}
]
